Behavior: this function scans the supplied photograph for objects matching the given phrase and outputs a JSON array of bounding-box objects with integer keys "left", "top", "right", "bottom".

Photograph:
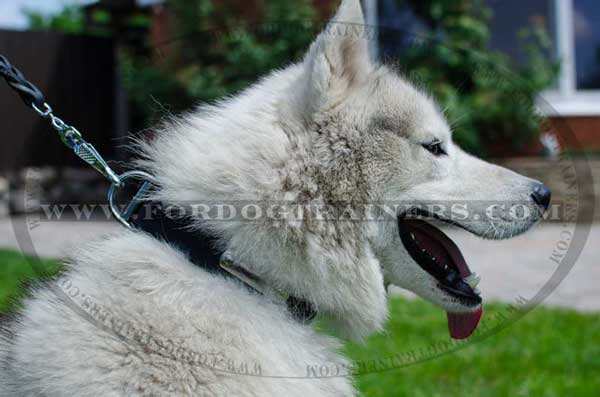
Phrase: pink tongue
[{"left": 447, "top": 307, "right": 483, "bottom": 339}]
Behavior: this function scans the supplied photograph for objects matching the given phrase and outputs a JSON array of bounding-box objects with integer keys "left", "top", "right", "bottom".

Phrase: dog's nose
[{"left": 531, "top": 184, "right": 551, "bottom": 211}]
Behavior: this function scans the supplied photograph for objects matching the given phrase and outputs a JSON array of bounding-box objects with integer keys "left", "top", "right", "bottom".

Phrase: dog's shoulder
[{"left": 0, "top": 231, "right": 354, "bottom": 396}]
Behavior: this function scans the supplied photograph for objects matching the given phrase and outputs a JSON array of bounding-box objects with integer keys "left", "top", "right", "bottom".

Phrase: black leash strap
[
  {"left": 0, "top": 54, "right": 122, "bottom": 186},
  {"left": 0, "top": 55, "right": 46, "bottom": 109}
]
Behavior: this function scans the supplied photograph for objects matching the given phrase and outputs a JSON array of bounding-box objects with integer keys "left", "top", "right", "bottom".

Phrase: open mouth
[{"left": 398, "top": 218, "right": 483, "bottom": 339}]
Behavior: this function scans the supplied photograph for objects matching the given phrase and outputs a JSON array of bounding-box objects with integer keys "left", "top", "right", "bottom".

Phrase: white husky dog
[{"left": 0, "top": 0, "right": 550, "bottom": 395}]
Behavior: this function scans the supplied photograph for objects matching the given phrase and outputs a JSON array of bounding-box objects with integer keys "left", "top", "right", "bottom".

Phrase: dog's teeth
[
  {"left": 465, "top": 273, "right": 481, "bottom": 288},
  {"left": 410, "top": 233, "right": 415, "bottom": 240}
]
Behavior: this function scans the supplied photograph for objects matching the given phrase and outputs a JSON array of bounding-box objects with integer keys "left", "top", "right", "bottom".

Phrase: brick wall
[{"left": 551, "top": 116, "right": 600, "bottom": 153}]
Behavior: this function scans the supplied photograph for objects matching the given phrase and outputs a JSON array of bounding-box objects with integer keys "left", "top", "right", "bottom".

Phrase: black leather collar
[{"left": 129, "top": 201, "right": 317, "bottom": 323}]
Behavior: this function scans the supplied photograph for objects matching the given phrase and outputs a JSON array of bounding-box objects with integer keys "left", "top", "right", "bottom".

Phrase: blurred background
[{"left": 0, "top": 1, "right": 599, "bottom": 396}]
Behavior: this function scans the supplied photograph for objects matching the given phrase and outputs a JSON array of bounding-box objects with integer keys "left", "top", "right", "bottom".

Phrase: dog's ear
[{"left": 295, "top": 0, "right": 373, "bottom": 117}]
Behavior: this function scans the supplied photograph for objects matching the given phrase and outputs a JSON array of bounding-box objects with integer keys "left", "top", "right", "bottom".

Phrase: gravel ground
[{"left": 0, "top": 217, "right": 598, "bottom": 311}]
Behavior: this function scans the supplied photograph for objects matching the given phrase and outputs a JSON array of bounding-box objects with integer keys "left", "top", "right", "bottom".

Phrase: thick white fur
[
  {"left": 0, "top": 0, "right": 544, "bottom": 395},
  {"left": 1, "top": 232, "right": 354, "bottom": 395}
]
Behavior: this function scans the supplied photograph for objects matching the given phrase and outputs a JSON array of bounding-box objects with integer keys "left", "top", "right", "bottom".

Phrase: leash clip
[
  {"left": 33, "top": 100, "right": 122, "bottom": 186},
  {"left": 1, "top": 54, "right": 158, "bottom": 230},
  {"left": 108, "top": 171, "right": 157, "bottom": 228}
]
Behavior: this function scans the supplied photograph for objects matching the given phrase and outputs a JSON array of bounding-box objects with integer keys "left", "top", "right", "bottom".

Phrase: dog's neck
[
  {"left": 135, "top": 63, "right": 390, "bottom": 340},
  {"left": 130, "top": 200, "right": 317, "bottom": 323}
]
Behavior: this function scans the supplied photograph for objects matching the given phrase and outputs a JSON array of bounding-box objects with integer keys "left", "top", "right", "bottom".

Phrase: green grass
[
  {"left": 1, "top": 249, "right": 599, "bottom": 396},
  {"left": 0, "top": 249, "right": 61, "bottom": 313},
  {"left": 344, "top": 298, "right": 600, "bottom": 397}
]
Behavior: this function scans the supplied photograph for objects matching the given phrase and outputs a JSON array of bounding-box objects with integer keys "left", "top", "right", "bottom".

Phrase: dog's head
[
  {"left": 143, "top": 0, "right": 550, "bottom": 340},
  {"left": 286, "top": 0, "right": 550, "bottom": 338}
]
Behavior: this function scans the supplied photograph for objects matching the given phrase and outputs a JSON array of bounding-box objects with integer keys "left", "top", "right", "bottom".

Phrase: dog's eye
[{"left": 422, "top": 141, "right": 447, "bottom": 157}]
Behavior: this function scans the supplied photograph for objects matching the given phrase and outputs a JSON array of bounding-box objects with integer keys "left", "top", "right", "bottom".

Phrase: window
[
  {"left": 573, "top": 0, "right": 600, "bottom": 90},
  {"left": 365, "top": 0, "right": 600, "bottom": 116},
  {"left": 542, "top": 0, "right": 600, "bottom": 115},
  {"left": 487, "top": 0, "right": 555, "bottom": 65},
  {"left": 372, "top": 0, "right": 429, "bottom": 60}
]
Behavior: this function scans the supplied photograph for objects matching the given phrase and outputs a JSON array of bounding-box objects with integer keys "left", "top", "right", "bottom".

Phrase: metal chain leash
[
  {"left": 0, "top": 54, "right": 155, "bottom": 228},
  {"left": 31, "top": 102, "right": 122, "bottom": 186},
  {"left": 0, "top": 55, "right": 121, "bottom": 186}
]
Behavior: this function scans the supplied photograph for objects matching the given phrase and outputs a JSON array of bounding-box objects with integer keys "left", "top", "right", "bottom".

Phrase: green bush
[
  {"left": 27, "top": 0, "right": 557, "bottom": 155},
  {"left": 390, "top": 0, "right": 559, "bottom": 155},
  {"left": 125, "top": 0, "right": 317, "bottom": 129}
]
